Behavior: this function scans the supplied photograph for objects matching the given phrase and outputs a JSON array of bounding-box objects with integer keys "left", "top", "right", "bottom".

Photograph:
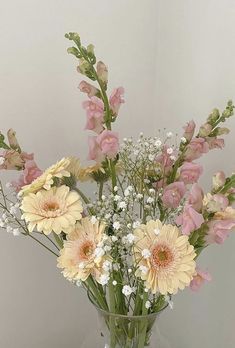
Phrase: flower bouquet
[{"left": 0, "top": 32, "right": 235, "bottom": 348}]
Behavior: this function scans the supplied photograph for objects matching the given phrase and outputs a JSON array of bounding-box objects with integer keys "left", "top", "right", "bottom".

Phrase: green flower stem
[
  {"left": 73, "top": 187, "right": 95, "bottom": 215},
  {"left": 52, "top": 232, "right": 64, "bottom": 249},
  {"left": 137, "top": 291, "right": 149, "bottom": 348},
  {"left": 28, "top": 234, "right": 59, "bottom": 257},
  {"left": 86, "top": 276, "right": 109, "bottom": 311},
  {"left": 109, "top": 277, "right": 117, "bottom": 347}
]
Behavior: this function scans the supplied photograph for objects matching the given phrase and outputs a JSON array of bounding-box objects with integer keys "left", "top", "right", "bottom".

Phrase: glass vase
[{"left": 81, "top": 302, "right": 170, "bottom": 348}]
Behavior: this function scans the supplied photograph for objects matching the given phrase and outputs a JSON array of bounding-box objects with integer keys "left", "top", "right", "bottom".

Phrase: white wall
[{"left": 0, "top": 1, "right": 235, "bottom": 347}]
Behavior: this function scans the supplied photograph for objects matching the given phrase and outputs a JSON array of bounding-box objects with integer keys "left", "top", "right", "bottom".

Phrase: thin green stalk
[
  {"left": 137, "top": 291, "right": 149, "bottom": 348},
  {"left": 86, "top": 276, "right": 108, "bottom": 311},
  {"left": 28, "top": 234, "right": 59, "bottom": 257},
  {"left": 109, "top": 277, "right": 117, "bottom": 347}
]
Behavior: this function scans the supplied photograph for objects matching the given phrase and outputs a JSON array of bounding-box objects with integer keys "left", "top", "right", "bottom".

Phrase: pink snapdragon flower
[
  {"left": 11, "top": 160, "right": 42, "bottom": 192},
  {"left": 179, "top": 162, "right": 203, "bottom": 184},
  {"left": 206, "top": 137, "right": 224, "bottom": 150},
  {"left": 190, "top": 268, "right": 212, "bottom": 292},
  {"left": 0, "top": 150, "right": 33, "bottom": 170},
  {"left": 155, "top": 145, "right": 175, "bottom": 174},
  {"left": 184, "top": 137, "right": 209, "bottom": 161},
  {"left": 183, "top": 120, "right": 196, "bottom": 142},
  {"left": 83, "top": 97, "right": 104, "bottom": 134},
  {"left": 109, "top": 87, "right": 125, "bottom": 116},
  {"left": 188, "top": 183, "right": 204, "bottom": 212},
  {"left": 162, "top": 182, "right": 186, "bottom": 209},
  {"left": 97, "top": 61, "right": 108, "bottom": 85},
  {"left": 203, "top": 193, "right": 229, "bottom": 213},
  {"left": 176, "top": 204, "right": 204, "bottom": 235},
  {"left": 79, "top": 81, "right": 99, "bottom": 98},
  {"left": 88, "top": 130, "right": 119, "bottom": 162},
  {"left": 212, "top": 171, "right": 226, "bottom": 190},
  {"left": 206, "top": 219, "right": 235, "bottom": 244}
]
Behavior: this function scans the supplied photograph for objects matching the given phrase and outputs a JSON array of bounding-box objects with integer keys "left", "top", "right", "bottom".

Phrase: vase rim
[{"left": 88, "top": 290, "right": 168, "bottom": 320}]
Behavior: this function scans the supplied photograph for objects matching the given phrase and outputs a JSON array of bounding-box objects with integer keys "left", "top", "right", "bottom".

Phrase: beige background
[{"left": 0, "top": 0, "right": 235, "bottom": 347}]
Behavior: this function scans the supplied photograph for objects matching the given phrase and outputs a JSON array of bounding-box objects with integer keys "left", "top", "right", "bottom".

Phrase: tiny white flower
[
  {"left": 144, "top": 179, "right": 150, "bottom": 184},
  {"left": 101, "top": 195, "right": 106, "bottom": 201},
  {"left": 145, "top": 301, "right": 151, "bottom": 309},
  {"left": 113, "top": 263, "right": 119, "bottom": 271},
  {"left": 112, "top": 280, "right": 117, "bottom": 286},
  {"left": 13, "top": 228, "right": 20, "bottom": 236},
  {"left": 133, "top": 221, "right": 141, "bottom": 229},
  {"left": 104, "top": 245, "right": 111, "bottom": 252},
  {"left": 6, "top": 226, "right": 13, "bottom": 233},
  {"left": 147, "top": 197, "right": 154, "bottom": 204},
  {"left": 136, "top": 193, "right": 143, "bottom": 200},
  {"left": 114, "top": 186, "right": 118, "bottom": 192},
  {"left": 113, "top": 221, "right": 121, "bottom": 230},
  {"left": 181, "top": 137, "right": 187, "bottom": 144},
  {"left": 94, "top": 247, "right": 105, "bottom": 258},
  {"left": 170, "top": 155, "right": 176, "bottom": 161},
  {"left": 139, "top": 265, "right": 149, "bottom": 275},
  {"left": 76, "top": 280, "right": 82, "bottom": 287},
  {"left": 144, "top": 288, "right": 149, "bottom": 293},
  {"left": 122, "top": 285, "right": 133, "bottom": 296},
  {"left": 99, "top": 274, "right": 110, "bottom": 286},
  {"left": 166, "top": 131, "right": 173, "bottom": 138},
  {"left": 154, "top": 228, "right": 160, "bottom": 236},
  {"left": 149, "top": 188, "right": 155, "bottom": 195},
  {"left": 155, "top": 139, "right": 162, "bottom": 148},
  {"left": 124, "top": 189, "right": 130, "bottom": 197},
  {"left": 0, "top": 157, "right": 5, "bottom": 165},
  {"left": 118, "top": 201, "right": 127, "bottom": 210},
  {"left": 144, "top": 142, "right": 149, "bottom": 147},
  {"left": 148, "top": 154, "right": 155, "bottom": 161},
  {"left": 10, "top": 206, "right": 18, "bottom": 216},
  {"left": 142, "top": 249, "right": 151, "bottom": 259},
  {"left": 114, "top": 195, "right": 121, "bottom": 202},
  {"left": 167, "top": 147, "right": 173, "bottom": 155},
  {"left": 127, "top": 223, "right": 132, "bottom": 229},
  {"left": 102, "top": 260, "right": 112, "bottom": 272},
  {"left": 0, "top": 219, "right": 5, "bottom": 228},
  {"left": 126, "top": 233, "right": 135, "bottom": 244},
  {"left": 128, "top": 268, "right": 132, "bottom": 273},
  {"left": 90, "top": 216, "right": 97, "bottom": 224},
  {"left": 111, "top": 236, "right": 118, "bottom": 242}
]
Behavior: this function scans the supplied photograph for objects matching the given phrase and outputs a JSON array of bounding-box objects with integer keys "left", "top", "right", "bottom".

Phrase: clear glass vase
[{"left": 81, "top": 301, "right": 170, "bottom": 348}]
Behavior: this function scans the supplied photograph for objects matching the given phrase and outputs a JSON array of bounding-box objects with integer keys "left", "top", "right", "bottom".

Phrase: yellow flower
[
  {"left": 133, "top": 220, "right": 196, "bottom": 295},
  {"left": 21, "top": 185, "right": 83, "bottom": 235},
  {"left": 67, "top": 157, "right": 104, "bottom": 182},
  {"left": 19, "top": 158, "right": 71, "bottom": 196},
  {"left": 57, "top": 217, "right": 109, "bottom": 283}
]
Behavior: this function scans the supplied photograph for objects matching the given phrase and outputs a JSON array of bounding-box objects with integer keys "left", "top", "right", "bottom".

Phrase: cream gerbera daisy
[
  {"left": 66, "top": 157, "right": 104, "bottom": 182},
  {"left": 133, "top": 220, "right": 196, "bottom": 295},
  {"left": 21, "top": 185, "right": 83, "bottom": 234},
  {"left": 57, "top": 217, "right": 109, "bottom": 283},
  {"left": 19, "top": 157, "right": 71, "bottom": 196}
]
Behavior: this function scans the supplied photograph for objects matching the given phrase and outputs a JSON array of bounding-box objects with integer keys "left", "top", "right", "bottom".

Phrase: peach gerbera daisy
[
  {"left": 21, "top": 185, "right": 83, "bottom": 234},
  {"left": 57, "top": 217, "right": 109, "bottom": 283},
  {"left": 19, "top": 157, "right": 71, "bottom": 196},
  {"left": 133, "top": 220, "right": 196, "bottom": 295}
]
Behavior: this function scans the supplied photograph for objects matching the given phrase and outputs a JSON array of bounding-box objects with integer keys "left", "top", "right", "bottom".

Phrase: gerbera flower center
[
  {"left": 151, "top": 244, "right": 174, "bottom": 269},
  {"left": 43, "top": 201, "right": 60, "bottom": 211},
  {"left": 79, "top": 240, "right": 95, "bottom": 261}
]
